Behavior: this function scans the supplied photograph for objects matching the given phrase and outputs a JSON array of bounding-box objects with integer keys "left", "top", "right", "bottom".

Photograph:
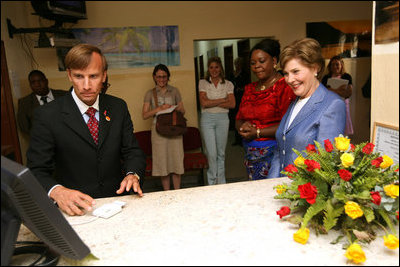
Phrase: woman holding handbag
[{"left": 142, "top": 64, "right": 185, "bottom": 190}]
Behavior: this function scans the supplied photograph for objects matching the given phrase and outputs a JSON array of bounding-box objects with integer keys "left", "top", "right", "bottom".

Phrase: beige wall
[
  {"left": 370, "top": 1, "right": 399, "bottom": 143},
  {"left": 1, "top": 1, "right": 374, "bottom": 163},
  {"left": 371, "top": 40, "right": 399, "bottom": 138}
]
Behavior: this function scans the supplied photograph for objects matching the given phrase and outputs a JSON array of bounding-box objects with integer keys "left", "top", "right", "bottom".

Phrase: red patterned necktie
[{"left": 86, "top": 107, "right": 99, "bottom": 145}]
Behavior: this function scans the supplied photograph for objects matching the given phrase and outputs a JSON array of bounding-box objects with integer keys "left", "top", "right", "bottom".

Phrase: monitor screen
[
  {"left": 31, "top": 1, "right": 87, "bottom": 23},
  {"left": 1, "top": 156, "right": 90, "bottom": 265}
]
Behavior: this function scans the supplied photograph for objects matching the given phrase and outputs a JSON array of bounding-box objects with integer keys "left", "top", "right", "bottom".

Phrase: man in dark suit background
[
  {"left": 27, "top": 44, "right": 146, "bottom": 216},
  {"left": 17, "top": 70, "right": 66, "bottom": 136}
]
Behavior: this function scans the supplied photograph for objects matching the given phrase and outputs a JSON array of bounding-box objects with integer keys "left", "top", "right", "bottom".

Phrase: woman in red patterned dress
[{"left": 236, "top": 38, "right": 296, "bottom": 180}]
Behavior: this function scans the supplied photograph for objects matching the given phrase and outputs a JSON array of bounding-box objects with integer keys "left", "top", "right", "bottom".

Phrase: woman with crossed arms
[{"left": 199, "top": 57, "right": 235, "bottom": 185}]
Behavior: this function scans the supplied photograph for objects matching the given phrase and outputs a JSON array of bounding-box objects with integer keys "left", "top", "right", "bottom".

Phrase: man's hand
[
  {"left": 117, "top": 174, "right": 143, "bottom": 197},
  {"left": 50, "top": 186, "right": 95, "bottom": 216}
]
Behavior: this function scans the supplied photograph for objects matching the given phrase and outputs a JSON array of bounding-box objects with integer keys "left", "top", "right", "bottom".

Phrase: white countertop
[{"left": 17, "top": 178, "right": 399, "bottom": 266}]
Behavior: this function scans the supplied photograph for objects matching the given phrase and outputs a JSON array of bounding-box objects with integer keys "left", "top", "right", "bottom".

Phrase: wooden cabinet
[{"left": 1, "top": 40, "right": 22, "bottom": 163}]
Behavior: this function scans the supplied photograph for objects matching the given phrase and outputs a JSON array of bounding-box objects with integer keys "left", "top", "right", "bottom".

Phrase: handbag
[{"left": 153, "top": 88, "right": 187, "bottom": 137}]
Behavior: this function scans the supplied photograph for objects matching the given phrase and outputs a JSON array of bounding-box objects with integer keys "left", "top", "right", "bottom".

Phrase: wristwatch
[{"left": 256, "top": 128, "right": 261, "bottom": 139}]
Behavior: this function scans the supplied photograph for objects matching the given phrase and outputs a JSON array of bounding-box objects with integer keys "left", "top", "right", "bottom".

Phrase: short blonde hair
[
  {"left": 64, "top": 44, "right": 108, "bottom": 71},
  {"left": 280, "top": 38, "right": 325, "bottom": 80}
]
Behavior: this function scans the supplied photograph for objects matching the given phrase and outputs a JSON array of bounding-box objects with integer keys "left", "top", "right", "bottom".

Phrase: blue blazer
[{"left": 267, "top": 83, "right": 346, "bottom": 178}]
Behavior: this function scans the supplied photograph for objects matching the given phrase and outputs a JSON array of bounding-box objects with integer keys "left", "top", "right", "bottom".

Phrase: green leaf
[
  {"left": 314, "top": 178, "right": 329, "bottom": 196},
  {"left": 323, "top": 200, "right": 344, "bottom": 232},
  {"left": 330, "top": 235, "right": 344, "bottom": 244},
  {"left": 285, "top": 214, "right": 303, "bottom": 225},
  {"left": 302, "top": 199, "right": 327, "bottom": 228},
  {"left": 86, "top": 253, "right": 100, "bottom": 260},
  {"left": 333, "top": 189, "right": 347, "bottom": 201},
  {"left": 378, "top": 209, "right": 396, "bottom": 234},
  {"left": 361, "top": 206, "right": 375, "bottom": 223}
]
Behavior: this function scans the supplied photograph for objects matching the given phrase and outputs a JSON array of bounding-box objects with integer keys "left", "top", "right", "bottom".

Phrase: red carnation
[
  {"left": 306, "top": 144, "right": 317, "bottom": 153},
  {"left": 371, "top": 157, "right": 383, "bottom": 167},
  {"left": 397, "top": 211, "right": 399, "bottom": 220},
  {"left": 350, "top": 144, "right": 355, "bottom": 152},
  {"left": 298, "top": 182, "right": 318, "bottom": 204},
  {"left": 284, "top": 164, "right": 298, "bottom": 178},
  {"left": 370, "top": 191, "right": 381, "bottom": 206},
  {"left": 276, "top": 206, "right": 291, "bottom": 219},
  {"left": 362, "top": 143, "right": 375, "bottom": 155},
  {"left": 304, "top": 159, "right": 321, "bottom": 172},
  {"left": 324, "top": 139, "right": 334, "bottom": 152},
  {"left": 338, "top": 169, "right": 352, "bottom": 181}
]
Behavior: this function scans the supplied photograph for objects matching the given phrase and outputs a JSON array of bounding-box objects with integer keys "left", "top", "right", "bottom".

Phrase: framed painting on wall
[
  {"left": 374, "top": 1, "right": 399, "bottom": 44},
  {"left": 57, "top": 25, "right": 180, "bottom": 70},
  {"left": 306, "top": 20, "right": 372, "bottom": 59}
]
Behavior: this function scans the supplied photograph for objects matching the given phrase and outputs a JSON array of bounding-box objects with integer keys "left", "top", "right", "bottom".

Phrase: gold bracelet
[{"left": 256, "top": 128, "right": 260, "bottom": 139}]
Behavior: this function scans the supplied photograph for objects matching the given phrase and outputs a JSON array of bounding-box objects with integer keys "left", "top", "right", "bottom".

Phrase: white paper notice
[
  {"left": 156, "top": 105, "right": 177, "bottom": 116},
  {"left": 327, "top": 78, "right": 349, "bottom": 89}
]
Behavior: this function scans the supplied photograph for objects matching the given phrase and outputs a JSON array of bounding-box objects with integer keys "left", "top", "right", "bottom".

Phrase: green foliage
[
  {"left": 361, "top": 206, "right": 375, "bottom": 223},
  {"left": 302, "top": 198, "right": 327, "bottom": 228},
  {"left": 275, "top": 135, "right": 399, "bottom": 248},
  {"left": 323, "top": 200, "right": 344, "bottom": 232}
]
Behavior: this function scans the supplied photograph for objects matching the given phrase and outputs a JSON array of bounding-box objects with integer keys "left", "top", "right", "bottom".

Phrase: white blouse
[
  {"left": 287, "top": 96, "right": 311, "bottom": 128},
  {"left": 198, "top": 78, "right": 234, "bottom": 113}
]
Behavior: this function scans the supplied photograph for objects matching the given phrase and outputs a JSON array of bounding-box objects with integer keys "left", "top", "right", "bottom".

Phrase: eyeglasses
[{"left": 155, "top": 75, "right": 168, "bottom": 80}]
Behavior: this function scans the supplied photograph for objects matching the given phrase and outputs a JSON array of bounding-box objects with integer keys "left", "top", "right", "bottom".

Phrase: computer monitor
[
  {"left": 1, "top": 156, "right": 90, "bottom": 265},
  {"left": 31, "top": 1, "right": 87, "bottom": 23}
]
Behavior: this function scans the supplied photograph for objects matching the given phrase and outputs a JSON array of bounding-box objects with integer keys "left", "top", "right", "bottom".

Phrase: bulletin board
[{"left": 372, "top": 122, "right": 399, "bottom": 164}]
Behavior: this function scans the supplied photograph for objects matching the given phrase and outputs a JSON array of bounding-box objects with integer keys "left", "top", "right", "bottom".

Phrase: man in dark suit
[
  {"left": 27, "top": 44, "right": 146, "bottom": 216},
  {"left": 17, "top": 70, "right": 66, "bottom": 136}
]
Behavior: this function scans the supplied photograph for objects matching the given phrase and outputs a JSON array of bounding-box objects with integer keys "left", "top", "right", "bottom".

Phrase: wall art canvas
[
  {"left": 58, "top": 25, "right": 179, "bottom": 70},
  {"left": 374, "top": 1, "right": 399, "bottom": 44},
  {"left": 306, "top": 20, "right": 372, "bottom": 59}
]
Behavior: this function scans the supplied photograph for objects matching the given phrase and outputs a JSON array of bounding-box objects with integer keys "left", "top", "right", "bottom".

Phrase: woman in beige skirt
[{"left": 142, "top": 64, "right": 185, "bottom": 190}]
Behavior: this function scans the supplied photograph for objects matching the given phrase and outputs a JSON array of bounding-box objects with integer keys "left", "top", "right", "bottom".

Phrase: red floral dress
[{"left": 236, "top": 77, "right": 296, "bottom": 179}]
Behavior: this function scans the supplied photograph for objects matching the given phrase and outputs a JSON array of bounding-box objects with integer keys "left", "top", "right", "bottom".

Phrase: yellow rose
[
  {"left": 335, "top": 136, "right": 350, "bottom": 151},
  {"left": 276, "top": 185, "right": 287, "bottom": 194},
  {"left": 294, "top": 156, "right": 305, "bottom": 167},
  {"left": 345, "top": 243, "right": 366, "bottom": 264},
  {"left": 383, "top": 184, "right": 399, "bottom": 199},
  {"left": 340, "top": 153, "right": 354, "bottom": 168},
  {"left": 383, "top": 234, "right": 399, "bottom": 250},
  {"left": 344, "top": 201, "right": 363, "bottom": 219},
  {"left": 293, "top": 227, "right": 310, "bottom": 244},
  {"left": 380, "top": 155, "right": 394, "bottom": 169}
]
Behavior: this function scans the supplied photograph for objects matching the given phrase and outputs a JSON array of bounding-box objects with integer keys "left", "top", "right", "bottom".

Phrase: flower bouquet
[{"left": 274, "top": 135, "right": 399, "bottom": 264}]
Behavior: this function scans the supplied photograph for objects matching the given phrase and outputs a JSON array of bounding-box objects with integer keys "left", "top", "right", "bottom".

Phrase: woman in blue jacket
[{"left": 267, "top": 38, "right": 346, "bottom": 178}]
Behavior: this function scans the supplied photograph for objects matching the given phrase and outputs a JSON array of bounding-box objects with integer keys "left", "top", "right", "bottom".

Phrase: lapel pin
[{"left": 104, "top": 110, "right": 111, "bottom": 121}]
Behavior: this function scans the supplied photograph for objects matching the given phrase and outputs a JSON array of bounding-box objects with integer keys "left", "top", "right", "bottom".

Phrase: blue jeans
[{"left": 200, "top": 112, "right": 230, "bottom": 185}]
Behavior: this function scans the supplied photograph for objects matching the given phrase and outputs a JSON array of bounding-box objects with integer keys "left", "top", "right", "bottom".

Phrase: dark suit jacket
[
  {"left": 27, "top": 92, "right": 146, "bottom": 198},
  {"left": 17, "top": 89, "right": 67, "bottom": 135}
]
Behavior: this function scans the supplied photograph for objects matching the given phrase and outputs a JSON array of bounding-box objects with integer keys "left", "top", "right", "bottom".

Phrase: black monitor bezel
[{"left": 1, "top": 156, "right": 90, "bottom": 265}]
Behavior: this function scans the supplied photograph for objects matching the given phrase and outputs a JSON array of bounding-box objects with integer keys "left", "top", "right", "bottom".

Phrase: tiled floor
[{"left": 142, "top": 130, "right": 248, "bottom": 193}]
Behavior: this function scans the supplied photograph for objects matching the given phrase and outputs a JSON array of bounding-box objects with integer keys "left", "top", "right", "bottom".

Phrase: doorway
[{"left": 193, "top": 37, "right": 267, "bottom": 112}]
